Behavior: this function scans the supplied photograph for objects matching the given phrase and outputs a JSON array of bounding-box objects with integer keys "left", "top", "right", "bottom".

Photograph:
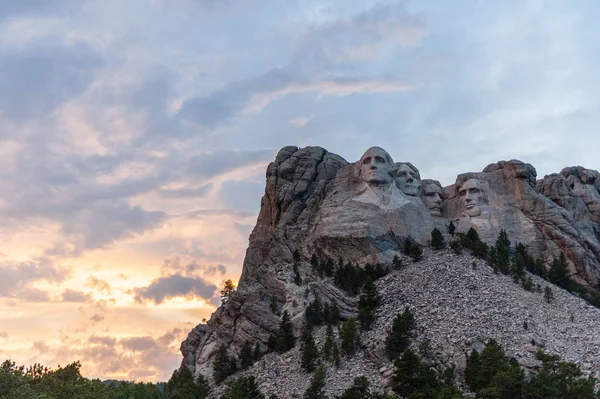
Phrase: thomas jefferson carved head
[
  {"left": 421, "top": 179, "right": 444, "bottom": 217},
  {"left": 356, "top": 147, "right": 395, "bottom": 185},
  {"left": 459, "top": 178, "right": 488, "bottom": 217},
  {"left": 396, "top": 162, "right": 421, "bottom": 196}
]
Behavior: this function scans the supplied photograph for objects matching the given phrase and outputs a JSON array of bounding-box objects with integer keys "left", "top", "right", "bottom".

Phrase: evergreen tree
[
  {"left": 450, "top": 238, "right": 463, "bottom": 254},
  {"left": 385, "top": 308, "right": 414, "bottom": 360},
  {"left": 495, "top": 230, "right": 511, "bottom": 274},
  {"left": 270, "top": 296, "right": 278, "bottom": 314},
  {"left": 223, "top": 376, "right": 265, "bottom": 399},
  {"left": 322, "top": 324, "right": 334, "bottom": 361},
  {"left": 221, "top": 280, "right": 235, "bottom": 303},
  {"left": 240, "top": 340, "right": 254, "bottom": 370},
  {"left": 465, "top": 349, "right": 481, "bottom": 391},
  {"left": 357, "top": 277, "right": 380, "bottom": 331},
  {"left": 339, "top": 318, "right": 360, "bottom": 357},
  {"left": 544, "top": 286, "right": 554, "bottom": 304},
  {"left": 213, "top": 344, "right": 234, "bottom": 385},
  {"left": 303, "top": 365, "right": 327, "bottom": 399},
  {"left": 293, "top": 250, "right": 303, "bottom": 285},
  {"left": 392, "top": 349, "right": 440, "bottom": 398},
  {"left": 404, "top": 236, "right": 423, "bottom": 261},
  {"left": 336, "top": 376, "right": 370, "bottom": 399},
  {"left": 329, "top": 301, "right": 341, "bottom": 325},
  {"left": 311, "top": 254, "right": 321, "bottom": 276},
  {"left": 548, "top": 253, "right": 570, "bottom": 289},
  {"left": 276, "top": 311, "right": 296, "bottom": 352},
  {"left": 300, "top": 329, "right": 319, "bottom": 372},
  {"left": 165, "top": 366, "right": 210, "bottom": 399},
  {"left": 392, "top": 255, "right": 402, "bottom": 269},
  {"left": 253, "top": 343, "right": 261, "bottom": 361},
  {"left": 431, "top": 228, "right": 445, "bottom": 250},
  {"left": 447, "top": 221, "right": 456, "bottom": 236},
  {"left": 332, "top": 342, "right": 341, "bottom": 368}
]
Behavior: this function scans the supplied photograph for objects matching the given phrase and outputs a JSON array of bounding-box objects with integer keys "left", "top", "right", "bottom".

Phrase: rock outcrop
[{"left": 180, "top": 146, "right": 600, "bottom": 389}]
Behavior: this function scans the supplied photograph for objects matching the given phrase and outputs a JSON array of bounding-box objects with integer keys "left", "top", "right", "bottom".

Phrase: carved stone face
[
  {"left": 397, "top": 163, "right": 421, "bottom": 196},
  {"left": 459, "top": 179, "right": 487, "bottom": 217},
  {"left": 421, "top": 181, "right": 443, "bottom": 217},
  {"left": 358, "top": 147, "right": 394, "bottom": 185}
]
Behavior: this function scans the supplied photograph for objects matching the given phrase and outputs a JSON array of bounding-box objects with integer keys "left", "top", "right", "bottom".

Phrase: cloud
[
  {"left": 120, "top": 336, "right": 157, "bottom": 352},
  {"left": 160, "top": 256, "right": 228, "bottom": 279},
  {"left": 219, "top": 179, "right": 265, "bottom": 212},
  {"left": 132, "top": 274, "right": 217, "bottom": 304},
  {"left": 0, "top": 41, "right": 103, "bottom": 122},
  {"left": 0, "top": 0, "right": 78, "bottom": 22},
  {"left": 56, "top": 201, "right": 167, "bottom": 254},
  {"left": 88, "top": 335, "right": 116, "bottom": 346},
  {"left": 185, "top": 149, "right": 274, "bottom": 179},
  {"left": 295, "top": 2, "right": 426, "bottom": 66},
  {"left": 289, "top": 115, "right": 314, "bottom": 127},
  {"left": 158, "top": 183, "right": 213, "bottom": 198},
  {"left": 0, "top": 260, "right": 69, "bottom": 301},
  {"left": 178, "top": 68, "right": 413, "bottom": 127},
  {"left": 32, "top": 340, "right": 50, "bottom": 354},
  {"left": 86, "top": 276, "right": 112, "bottom": 294},
  {"left": 90, "top": 313, "right": 105, "bottom": 323},
  {"left": 61, "top": 289, "right": 93, "bottom": 303}
]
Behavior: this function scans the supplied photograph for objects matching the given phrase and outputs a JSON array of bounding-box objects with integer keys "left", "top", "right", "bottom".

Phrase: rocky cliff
[{"left": 180, "top": 145, "right": 600, "bottom": 393}]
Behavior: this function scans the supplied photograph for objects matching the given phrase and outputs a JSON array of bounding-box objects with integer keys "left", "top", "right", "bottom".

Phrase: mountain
[{"left": 180, "top": 146, "right": 600, "bottom": 397}]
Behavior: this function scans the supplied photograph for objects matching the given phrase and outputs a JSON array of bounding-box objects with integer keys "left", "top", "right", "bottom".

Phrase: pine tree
[
  {"left": 431, "top": 228, "right": 445, "bottom": 250},
  {"left": 544, "top": 286, "right": 554, "bottom": 304},
  {"left": 239, "top": 340, "right": 254, "bottom": 370},
  {"left": 303, "top": 365, "right": 327, "bottom": 399},
  {"left": 332, "top": 342, "right": 341, "bottom": 368},
  {"left": 165, "top": 366, "right": 211, "bottom": 399},
  {"left": 337, "top": 376, "right": 370, "bottom": 399},
  {"left": 447, "top": 221, "right": 456, "bottom": 236},
  {"left": 385, "top": 308, "right": 414, "bottom": 360},
  {"left": 293, "top": 250, "right": 302, "bottom": 285},
  {"left": 495, "top": 230, "right": 511, "bottom": 274},
  {"left": 223, "top": 375, "right": 265, "bottom": 399},
  {"left": 322, "top": 324, "right": 334, "bottom": 361},
  {"left": 300, "top": 329, "right": 319, "bottom": 372},
  {"left": 465, "top": 349, "right": 482, "bottom": 391},
  {"left": 221, "top": 280, "right": 235, "bottom": 303},
  {"left": 213, "top": 344, "right": 233, "bottom": 384},
  {"left": 357, "top": 277, "right": 380, "bottom": 331},
  {"left": 339, "top": 318, "right": 360, "bottom": 357},
  {"left": 548, "top": 253, "right": 570, "bottom": 289},
  {"left": 253, "top": 343, "right": 261, "bottom": 361},
  {"left": 329, "top": 301, "right": 340, "bottom": 325},
  {"left": 276, "top": 311, "right": 295, "bottom": 352},
  {"left": 392, "top": 255, "right": 402, "bottom": 269},
  {"left": 311, "top": 254, "right": 320, "bottom": 276},
  {"left": 392, "top": 349, "right": 440, "bottom": 398}
]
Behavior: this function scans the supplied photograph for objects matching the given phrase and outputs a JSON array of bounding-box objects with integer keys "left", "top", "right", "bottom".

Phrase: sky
[{"left": 1, "top": 0, "right": 600, "bottom": 383}]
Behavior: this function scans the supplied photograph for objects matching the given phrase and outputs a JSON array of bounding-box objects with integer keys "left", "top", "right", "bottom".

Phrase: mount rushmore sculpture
[{"left": 181, "top": 145, "right": 600, "bottom": 380}]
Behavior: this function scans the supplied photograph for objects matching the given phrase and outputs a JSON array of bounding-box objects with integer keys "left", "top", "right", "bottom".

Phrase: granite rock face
[
  {"left": 180, "top": 147, "right": 600, "bottom": 386},
  {"left": 442, "top": 160, "right": 600, "bottom": 287}
]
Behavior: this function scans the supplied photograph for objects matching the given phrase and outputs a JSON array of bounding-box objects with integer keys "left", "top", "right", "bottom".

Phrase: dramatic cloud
[
  {"left": 0, "top": 260, "right": 69, "bottom": 301},
  {"left": 132, "top": 275, "right": 217, "bottom": 304},
  {"left": 1, "top": 0, "right": 600, "bottom": 383}
]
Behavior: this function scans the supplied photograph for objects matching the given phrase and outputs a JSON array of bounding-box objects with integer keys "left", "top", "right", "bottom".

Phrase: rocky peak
[{"left": 181, "top": 146, "right": 600, "bottom": 391}]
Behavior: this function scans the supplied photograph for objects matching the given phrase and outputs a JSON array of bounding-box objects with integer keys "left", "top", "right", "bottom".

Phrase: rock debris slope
[{"left": 210, "top": 248, "right": 600, "bottom": 398}]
